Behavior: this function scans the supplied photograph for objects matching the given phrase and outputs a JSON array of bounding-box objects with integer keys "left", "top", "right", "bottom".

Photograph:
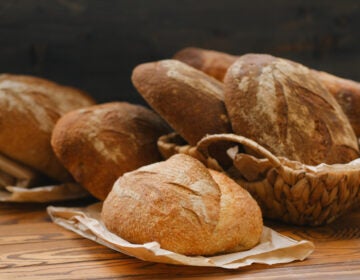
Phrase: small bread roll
[
  {"left": 314, "top": 70, "right": 360, "bottom": 138},
  {"left": 51, "top": 102, "right": 170, "bottom": 200},
  {"left": 0, "top": 74, "right": 95, "bottom": 182},
  {"left": 224, "top": 54, "right": 359, "bottom": 165},
  {"left": 101, "top": 154, "right": 263, "bottom": 256},
  {"left": 132, "top": 59, "right": 231, "bottom": 146},
  {"left": 173, "top": 47, "right": 237, "bottom": 81}
]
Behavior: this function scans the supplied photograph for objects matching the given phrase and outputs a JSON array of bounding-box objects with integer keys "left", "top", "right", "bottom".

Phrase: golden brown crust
[
  {"left": 0, "top": 74, "right": 95, "bottom": 182},
  {"left": 173, "top": 47, "right": 237, "bottom": 81},
  {"left": 313, "top": 70, "right": 360, "bottom": 138},
  {"left": 101, "top": 154, "right": 263, "bottom": 256},
  {"left": 131, "top": 59, "right": 232, "bottom": 146},
  {"left": 224, "top": 54, "right": 359, "bottom": 165},
  {"left": 51, "top": 102, "right": 171, "bottom": 200}
]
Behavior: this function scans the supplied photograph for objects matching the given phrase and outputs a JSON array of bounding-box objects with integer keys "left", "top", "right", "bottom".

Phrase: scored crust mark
[
  {"left": 167, "top": 181, "right": 202, "bottom": 196},
  {"left": 180, "top": 206, "right": 204, "bottom": 228},
  {"left": 273, "top": 73, "right": 289, "bottom": 144}
]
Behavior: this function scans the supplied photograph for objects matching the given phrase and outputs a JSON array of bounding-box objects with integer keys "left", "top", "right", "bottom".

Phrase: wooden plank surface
[{"left": 1, "top": 200, "right": 360, "bottom": 279}]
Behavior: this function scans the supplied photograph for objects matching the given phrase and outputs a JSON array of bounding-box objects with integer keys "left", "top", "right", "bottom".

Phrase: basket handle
[{"left": 197, "top": 133, "right": 284, "bottom": 172}]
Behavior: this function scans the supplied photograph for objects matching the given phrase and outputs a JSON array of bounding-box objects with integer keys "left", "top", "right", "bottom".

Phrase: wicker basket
[{"left": 158, "top": 133, "right": 360, "bottom": 226}]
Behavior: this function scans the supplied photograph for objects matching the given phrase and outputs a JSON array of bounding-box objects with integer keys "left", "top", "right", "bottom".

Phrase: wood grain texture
[
  {"left": 1, "top": 201, "right": 360, "bottom": 279},
  {"left": 0, "top": 0, "right": 359, "bottom": 104}
]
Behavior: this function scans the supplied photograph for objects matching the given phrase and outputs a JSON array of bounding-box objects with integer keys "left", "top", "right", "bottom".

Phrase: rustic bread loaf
[
  {"left": 224, "top": 54, "right": 359, "bottom": 165},
  {"left": 131, "top": 59, "right": 232, "bottom": 146},
  {"left": 0, "top": 74, "right": 95, "bottom": 182},
  {"left": 101, "top": 154, "right": 263, "bottom": 256},
  {"left": 51, "top": 102, "right": 171, "bottom": 200},
  {"left": 314, "top": 70, "right": 360, "bottom": 138},
  {"left": 173, "top": 47, "right": 237, "bottom": 81}
]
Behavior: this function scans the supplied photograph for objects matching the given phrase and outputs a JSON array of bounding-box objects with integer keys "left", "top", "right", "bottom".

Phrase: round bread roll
[
  {"left": 51, "top": 102, "right": 171, "bottom": 200},
  {"left": 173, "top": 47, "right": 237, "bottom": 81},
  {"left": 131, "top": 59, "right": 231, "bottom": 146},
  {"left": 0, "top": 74, "right": 95, "bottom": 182},
  {"left": 224, "top": 54, "right": 359, "bottom": 165},
  {"left": 101, "top": 154, "right": 263, "bottom": 256}
]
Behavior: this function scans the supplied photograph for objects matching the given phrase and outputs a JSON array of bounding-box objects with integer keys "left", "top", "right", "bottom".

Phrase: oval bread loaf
[
  {"left": 0, "top": 74, "right": 95, "bottom": 182},
  {"left": 101, "top": 154, "right": 263, "bottom": 256},
  {"left": 131, "top": 59, "right": 232, "bottom": 146},
  {"left": 51, "top": 102, "right": 171, "bottom": 200},
  {"left": 173, "top": 47, "right": 237, "bottom": 81},
  {"left": 224, "top": 54, "right": 359, "bottom": 165},
  {"left": 314, "top": 70, "right": 360, "bottom": 138}
]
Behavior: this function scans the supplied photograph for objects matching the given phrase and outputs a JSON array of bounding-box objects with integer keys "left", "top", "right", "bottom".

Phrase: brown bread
[
  {"left": 51, "top": 102, "right": 171, "bottom": 200},
  {"left": 173, "top": 47, "right": 237, "bottom": 81},
  {"left": 131, "top": 59, "right": 232, "bottom": 146},
  {"left": 314, "top": 70, "right": 360, "bottom": 138},
  {"left": 0, "top": 74, "right": 95, "bottom": 182},
  {"left": 101, "top": 154, "right": 263, "bottom": 256},
  {"left": 224, "top": 54, "right": 359, "bottom": 165}
]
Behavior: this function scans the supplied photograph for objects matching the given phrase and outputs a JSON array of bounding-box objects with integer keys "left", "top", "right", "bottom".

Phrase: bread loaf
[
  {"left": 224, "top": 54, "right": 359, "bottom": 165},
  {"left": 51, "top": 102, "right": 171, "bottom": 200},
  {"left": 131, "top": 59, "right": 231, "bottom": 146},
  {"left": 0, "top": 74, "right": 95, "bottom": 182},
  {"left": 101, "top": 154, "right": 263, "bottom": 256},
  {"left": 314, "top": 70, "right": 360, "bottom": 138},
  {"left": 173, "top": 47, "right": 237, "bottom": 81}
]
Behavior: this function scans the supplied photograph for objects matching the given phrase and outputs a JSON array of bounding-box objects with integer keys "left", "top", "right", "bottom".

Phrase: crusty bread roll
[
  {"left": 0, "top": 74, "right": 95, "bottom": 182},
  {"left": 224, "top": 54, "right": 359, "bottom": 165},
  {"left": 313, "top": 70, "right": 360, "bottom": 138},
  {"left": 101, "top": 154, "right": 263, "bottom": 256},
  {"left": 51, "top": 102, "right": 171, "bottom": 200},
  {"left": 173, "top": 47, "right": 237, "bottom": 81},
  {"left": 131, "top": 59, "right": 231, "bottom": 146}
]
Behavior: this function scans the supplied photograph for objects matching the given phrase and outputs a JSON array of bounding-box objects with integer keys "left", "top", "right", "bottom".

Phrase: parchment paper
[
  {"left": 0, "top": 183, "right": 90, "bottom": 202},
  {"left": 47, "top": 203, "right": 315, "bottom": 269},
  {"left": 0, "top": 152, "right": 90, "bottom": 202}
]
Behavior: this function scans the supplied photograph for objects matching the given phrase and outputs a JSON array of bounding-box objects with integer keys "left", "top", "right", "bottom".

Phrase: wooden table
[{"left": 1, "top": 198, "right": 360, "bottom": 280}]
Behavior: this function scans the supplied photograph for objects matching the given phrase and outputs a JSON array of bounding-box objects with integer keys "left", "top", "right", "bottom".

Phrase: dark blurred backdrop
[{"left": 0, "top": 0, "right": 359, "bottom": 104}]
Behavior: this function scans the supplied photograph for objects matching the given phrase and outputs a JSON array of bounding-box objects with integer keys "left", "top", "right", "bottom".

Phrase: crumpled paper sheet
[
  {"left": 0, "top": 183, "right": 90, "bottom": 202},
  {"left": 47, "top": 203, "right": 315, "bottom": 269}
]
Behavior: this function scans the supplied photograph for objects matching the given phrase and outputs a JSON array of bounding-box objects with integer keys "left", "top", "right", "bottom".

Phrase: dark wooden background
[{"left": 0, "top": 0, "right": 359, "bottom": 104}]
